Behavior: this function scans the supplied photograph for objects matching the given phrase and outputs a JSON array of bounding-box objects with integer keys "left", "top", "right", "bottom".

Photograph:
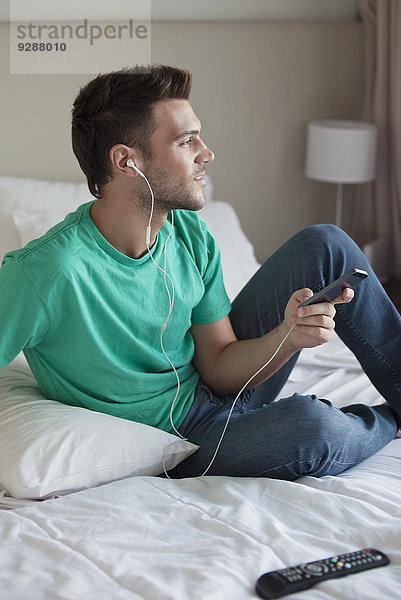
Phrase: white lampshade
[{"left": 305, "top": 120, "right": 377, "bottom": 183}]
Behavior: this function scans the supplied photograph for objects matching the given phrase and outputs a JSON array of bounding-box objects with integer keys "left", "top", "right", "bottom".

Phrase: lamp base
[{"left": 335, "top": 183, "right": 343, "bottom": 228}]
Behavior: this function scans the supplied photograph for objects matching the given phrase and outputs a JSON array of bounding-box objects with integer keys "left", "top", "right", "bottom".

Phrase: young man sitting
[{"left": 0, "top": 65, "right": 400, "bottom": 479}]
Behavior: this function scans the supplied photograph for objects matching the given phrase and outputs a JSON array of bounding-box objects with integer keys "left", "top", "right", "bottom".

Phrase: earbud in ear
[
  {"left": 127, "top": 158, "right": 140, "bottom": 173},
  {"left": 127, "top": 159, "right": 147, "bottom": 179}
]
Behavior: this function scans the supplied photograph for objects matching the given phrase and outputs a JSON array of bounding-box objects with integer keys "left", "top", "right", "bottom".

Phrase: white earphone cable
[
  {"left": 128, "top": 160, "right": 184, "bottom": 444},
  {"left": 138, "top": 177, "right": 184, "bottom": 441},
  {"left": 128, "top": 160, "right": 295, "bottom": 479},
  {"left": 198, "top": 323, "right": 296, "bottom": 477}
]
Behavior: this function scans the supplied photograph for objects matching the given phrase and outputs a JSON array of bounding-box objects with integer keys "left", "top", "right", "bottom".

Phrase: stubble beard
[{"left": 135, "top": 160, "right": 206, "bottom": 216}]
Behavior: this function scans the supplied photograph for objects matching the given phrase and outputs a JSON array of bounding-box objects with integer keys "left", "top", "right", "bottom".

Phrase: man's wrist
[{"left": 278, "top": 319, "right": 299, "bottom": 355}]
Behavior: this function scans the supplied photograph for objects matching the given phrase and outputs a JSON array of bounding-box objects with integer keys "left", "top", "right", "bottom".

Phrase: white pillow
[
  {"left": 0, "top": 175, "right": 89, "bottom": 213},
  {"left": 0, "top": 174, "right": 90, "bottom": 260},
  {"left": 0, "top": 212, "right": 21, "bottom": 264},
  {"left": 199, "top": 200, "right": 260, "bottom": 301},
  {"left": 12, "top": 209, "right": 68, "bottom": 247},
  {"left": 0, "top": 357, "right": 198, "bottom": 500}
]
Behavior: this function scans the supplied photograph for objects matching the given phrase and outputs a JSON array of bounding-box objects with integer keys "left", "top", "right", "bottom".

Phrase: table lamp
[{"left": 305, "top": 120, "right": 377, "bottom": 227}]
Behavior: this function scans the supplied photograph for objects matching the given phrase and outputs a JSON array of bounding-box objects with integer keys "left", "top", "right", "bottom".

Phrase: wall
[{"left": 0, "top": 20, "right": 364, "bottom": 261}]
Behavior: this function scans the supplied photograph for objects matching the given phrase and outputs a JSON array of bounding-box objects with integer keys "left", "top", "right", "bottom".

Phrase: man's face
[{"left": 138, "top": 99, "right": 214, "bottom": 213}]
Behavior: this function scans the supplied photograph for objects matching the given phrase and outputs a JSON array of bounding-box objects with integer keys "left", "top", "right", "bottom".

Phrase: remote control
[{"left": 255, "top": 548, "right": 390, "bottom": 599}]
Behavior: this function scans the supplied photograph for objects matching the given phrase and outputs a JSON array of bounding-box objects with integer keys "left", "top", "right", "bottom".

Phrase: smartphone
[{"left": 298, "top": 268, "right": 368, "bottom": 307}]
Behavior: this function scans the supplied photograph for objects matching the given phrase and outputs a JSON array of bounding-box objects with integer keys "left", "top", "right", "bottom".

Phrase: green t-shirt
[{"left": 0, "top": 201, "right": 231, "bottom": 433}]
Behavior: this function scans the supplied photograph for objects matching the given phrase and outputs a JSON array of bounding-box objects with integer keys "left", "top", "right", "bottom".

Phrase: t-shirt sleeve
[
  {"left": 0, "top": 255, "right": 49, "bottom": 368},
  {"left": 191, "top": 222, "right": 231, "bottom": 325}
]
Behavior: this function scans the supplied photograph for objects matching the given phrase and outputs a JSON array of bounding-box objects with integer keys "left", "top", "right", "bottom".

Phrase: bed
[{"left": 0, "top": 175, "right": 400, "bottom": 599}]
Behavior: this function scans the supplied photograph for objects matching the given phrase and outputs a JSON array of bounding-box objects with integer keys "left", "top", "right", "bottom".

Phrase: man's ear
[{"left": 109, "top": 144, "right": 142, "bottom": 176}]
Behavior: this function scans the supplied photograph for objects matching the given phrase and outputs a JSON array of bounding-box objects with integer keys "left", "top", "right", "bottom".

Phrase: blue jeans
[{"left": 169, "top": 225, "right": 401, "bottom": 479}]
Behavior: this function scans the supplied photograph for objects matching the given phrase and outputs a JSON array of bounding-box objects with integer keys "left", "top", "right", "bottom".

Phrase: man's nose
[{"left": 198, "top": 142, "right": 214, "bottom": 164}]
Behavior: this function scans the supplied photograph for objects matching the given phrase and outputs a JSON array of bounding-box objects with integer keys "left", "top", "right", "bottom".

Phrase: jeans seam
[
  {"left": 251, "top": 454, "right": 361, "bottom": 478},
  {"left": 197, "top": 379, "right": 256, "bottom": 410},
  {"left": 195, "top": 379, "right": 225, "bottom": 407},
  {"left": 336, "top": 304, "right": 401, "bottom": 399},
  {"left": 235, "top": 387, "right": 257, "bottom": 411}
]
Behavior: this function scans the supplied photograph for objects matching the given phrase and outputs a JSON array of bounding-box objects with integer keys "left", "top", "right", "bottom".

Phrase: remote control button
[
  {"left": 302, "top": 563, "right": 328, "bottom": 575},
  {"left": 306, "top": 565, "right": 322, "bottom": 573}
]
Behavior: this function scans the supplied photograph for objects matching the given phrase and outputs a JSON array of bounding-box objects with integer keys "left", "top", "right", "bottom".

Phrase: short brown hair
[{"left": 71, "top": 65, "right": 192, "bottom": 198}]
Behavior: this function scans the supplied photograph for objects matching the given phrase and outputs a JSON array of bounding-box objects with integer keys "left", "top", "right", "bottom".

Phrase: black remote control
[{"left": 255, "top": 548, "right": 390, "bottom": 599}]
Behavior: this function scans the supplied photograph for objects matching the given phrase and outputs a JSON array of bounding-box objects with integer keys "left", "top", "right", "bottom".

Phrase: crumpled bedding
[
  {"left": 1, "top": 334, "right": 400, "bottom": 599},
  {"left": 1, "top": 440, "right": 400, "bottom": 600}
]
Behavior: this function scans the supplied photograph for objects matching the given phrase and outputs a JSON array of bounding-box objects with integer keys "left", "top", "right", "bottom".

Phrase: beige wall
[{"left": 0, "top": 20, "right": 364, "bottom": 261}]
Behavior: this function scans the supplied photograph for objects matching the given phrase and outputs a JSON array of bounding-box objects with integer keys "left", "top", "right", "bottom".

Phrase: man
[{"left": 0, "top": 65, "right": 400, "bottom": 479}]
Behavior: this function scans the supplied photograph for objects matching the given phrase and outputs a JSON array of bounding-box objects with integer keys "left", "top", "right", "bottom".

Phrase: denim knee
[
  {"left": 288, "top": 224, "right": 365, "bottom": 284},
  {"left": 281, "top": 393, "right": 335, "bottom": 439},
  {"left": 294, "top": 224, "right": 354, "bottom": 253},
  {"left": 278, "top": 394, "right": 375, "bottom": 478},
  {"left": 279, "top": 394, "right": 348, "bottom": 464}
]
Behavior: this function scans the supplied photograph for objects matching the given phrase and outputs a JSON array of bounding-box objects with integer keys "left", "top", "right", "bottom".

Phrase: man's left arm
[{"left": 190, "top": 287, "right": 354, "bottom": 396}]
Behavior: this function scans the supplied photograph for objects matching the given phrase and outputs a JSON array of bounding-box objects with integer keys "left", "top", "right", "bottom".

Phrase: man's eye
[{"left": 181, "top": 138, "right": 193, "bottom": 146}]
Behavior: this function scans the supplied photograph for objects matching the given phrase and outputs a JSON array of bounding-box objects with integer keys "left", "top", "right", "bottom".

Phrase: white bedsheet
[
  {"left": 1, "top": 443, "right": 400, "bottom": 600},
  {"left": 280, "top": 332, "right": 387, "bottom": 409},
  {"left": 1, "top": 335, "right": 400, "bottom": 599}
]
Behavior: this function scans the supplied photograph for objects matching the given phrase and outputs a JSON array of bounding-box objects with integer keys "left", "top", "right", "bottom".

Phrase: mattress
[{"left": 1, "top": 335, "right": 400, "bottom": 600}]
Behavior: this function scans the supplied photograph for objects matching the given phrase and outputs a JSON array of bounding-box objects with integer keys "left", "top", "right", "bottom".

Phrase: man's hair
[{"left": 71, "top": 65, "right": 192, "bottom": 198}]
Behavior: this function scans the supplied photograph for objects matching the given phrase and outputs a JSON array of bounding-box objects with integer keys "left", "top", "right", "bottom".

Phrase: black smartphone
[{"left": 298, "top": 268, "right": 368, "bottom": 307}]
